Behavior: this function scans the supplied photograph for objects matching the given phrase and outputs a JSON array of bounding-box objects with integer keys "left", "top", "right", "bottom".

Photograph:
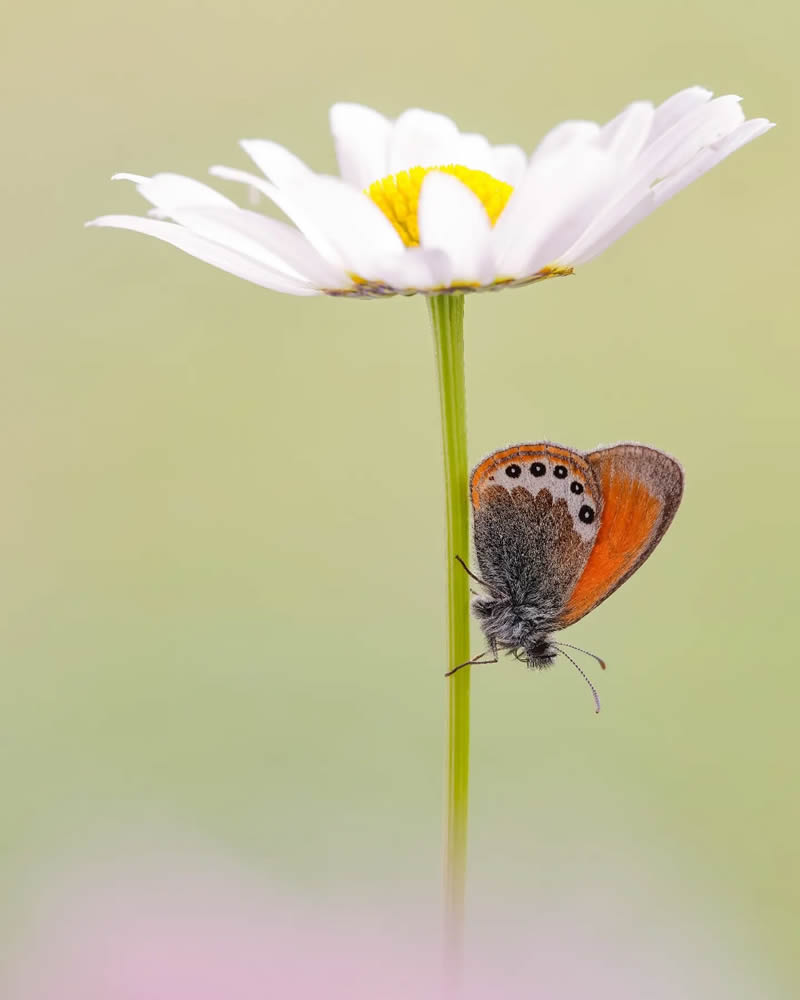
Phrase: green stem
[{"left": 427, "top": 294, "right": 471, "bottom": 967}]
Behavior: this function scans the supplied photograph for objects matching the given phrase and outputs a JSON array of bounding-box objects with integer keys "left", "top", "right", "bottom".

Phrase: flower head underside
[{"left": 88, "top": 89, "right": 773, "bottom": 298}]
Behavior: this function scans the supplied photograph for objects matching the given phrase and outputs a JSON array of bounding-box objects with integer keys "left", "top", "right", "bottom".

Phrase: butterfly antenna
[
  {"left": 558, "top": 649, "right": 601, "bottom": 714},
  {"left": 553, "top": 641, "right": 607, "bottom": 671}
]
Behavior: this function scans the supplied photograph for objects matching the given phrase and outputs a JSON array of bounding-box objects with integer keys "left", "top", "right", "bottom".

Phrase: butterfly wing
[
  {"left": 556, "top": 444, "right": 683, "bottom": 629},
  {"left": 470, "top": 443, "right": 604, "bottom": 621}
]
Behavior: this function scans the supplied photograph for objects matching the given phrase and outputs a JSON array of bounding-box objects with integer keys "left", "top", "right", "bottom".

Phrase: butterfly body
[{"left": 468, "top": 442, "right": 683, "bottom": 676}]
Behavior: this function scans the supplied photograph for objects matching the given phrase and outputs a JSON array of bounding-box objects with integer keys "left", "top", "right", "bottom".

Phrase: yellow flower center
[{"left": 366, "top": 165, "right": 513, "bottom": 247}]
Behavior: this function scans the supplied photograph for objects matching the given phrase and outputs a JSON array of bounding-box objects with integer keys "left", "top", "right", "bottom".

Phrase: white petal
[
  {"left": 450, "top": 132, "right": 495, "bottom": 174},
  {"left": 524, "top": 155, "right": 617, "bottom": 274},
  {"left": 490, "top": 144, "right": 527, "bottom": 185},
  {"left": 558, "top": 192, "right": 644, "bottom": 266},
  {"left": 240, "top": 139, "right": 315, "bottom": 188},
  {"left": 596, "top": 101, "right": 654, "bottom": 163},
  {"left": 647, "top": 94, "right": 745, "bottom": 180},
  {"left": 653, "top": 119, "right": 774, "bottom": 206},
  {"left": 418, "top": 171, "right": 494, "bottom": 284},
  {"left": 329, "top": 103, "right": 392, "bottom": 189},
  {"left": 211, "top": 165, "right": 405, "bottom": 280},
  {"left": 113, "top": 172, "right": 149, "bottom": 184},
  {"left": 113, "top": 173, "right": 326, "bottom": 281},
  {"left": 168, "top": 207, "right": 302, "bottom": 278},
  {"left": 211, "top": 166, "right": 352, "bottom": 270},
  {"left": 284, "top": 175, "right": 406, "bottom": 280},
  {"left": 564, "top": 118, "right": 774, "bottom": 266},
  {"left": 171, "top": 206, "right": 349, "bottom": 287},
  {"left": 713, "top": 117, "right": 774, "bottom": 156},
  {"left": 492, "top": 147, "right": 613, "bottom": 276},
  {"left": 370, "top": 247, "right": 452, "bottom": 291},
  {"left": 562, "top": 196, "right": 657, "bottom": 267},
  {"left": 388, "top": 109, "right": 461, "bottom": 173},
  {"left": 560, "top": 95, "right": 749, "bottom": 263},
  {"left": 530, "top": 121, "right": 600, "bottom": 162},
  {"left": 85, "top": 216, "right": 318, "bottom": 295},
  {"left": 650, "top": 86, "right": 713, "bottom": 141},
  {"left": 114, "top": 172, "right": 238, "bottom": 212}
]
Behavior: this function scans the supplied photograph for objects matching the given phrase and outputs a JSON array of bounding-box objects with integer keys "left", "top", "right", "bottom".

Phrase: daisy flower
[{"left": 88, "top": 87, "right": 772, "bottom": 298}]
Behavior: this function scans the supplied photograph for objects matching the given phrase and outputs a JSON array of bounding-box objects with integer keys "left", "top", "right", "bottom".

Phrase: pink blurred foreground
[{"left": 4, "top": 843, "right": 783, "bottom": 1000}]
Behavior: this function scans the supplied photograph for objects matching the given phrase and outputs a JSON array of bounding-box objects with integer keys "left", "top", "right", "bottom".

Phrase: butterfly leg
[
  {"left": 445, "top": 646, "right": 499, "bottom": 678},
  {"left": 455, "top": 555, "right": 496, "bottom": 593}
]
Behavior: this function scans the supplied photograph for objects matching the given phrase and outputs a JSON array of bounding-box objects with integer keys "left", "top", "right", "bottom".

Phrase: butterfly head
[
  {"left": 521, "top": 638, "right": 559, "bottom": 669},
  {"left": 472, "top": 593, "right": 558, "bottom": 668}
]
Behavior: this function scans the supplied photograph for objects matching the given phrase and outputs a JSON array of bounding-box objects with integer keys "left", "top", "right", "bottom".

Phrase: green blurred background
[{"left": 2, "top": 0, "right": 797, "bottom": 992}]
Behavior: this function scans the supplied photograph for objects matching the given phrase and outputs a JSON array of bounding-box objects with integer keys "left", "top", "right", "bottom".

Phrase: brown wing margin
[{"left": 556, "top": 444, "right": 684, "bottom": 629}]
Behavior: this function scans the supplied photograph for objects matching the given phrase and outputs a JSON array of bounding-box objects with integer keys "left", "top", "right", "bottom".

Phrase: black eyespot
[
  {"left": 505, "top": 464, "right": 521, "bottom": 478},
  {"left": 570, "top": 481, "right": 584, "bottom": 495},
  {"left": 579, "top": 505, "right": 595, "bottom": 524},
  {"left": 530, "top": 462, "right": 546, "bottom": 477},
  {"left": 553, "top": 465, "right": 568, "bottom": 479}
]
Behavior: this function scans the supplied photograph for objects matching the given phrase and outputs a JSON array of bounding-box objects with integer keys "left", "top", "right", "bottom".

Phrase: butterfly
[{"left": 452, "top": 442, "right": 684, "bottom": 711}]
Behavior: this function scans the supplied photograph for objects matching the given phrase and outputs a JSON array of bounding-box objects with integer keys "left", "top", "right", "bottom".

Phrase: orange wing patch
[
  {"left": 557, "top": 444, "right": 683, "bottom": 628},
  {"left": 561, "top": 472, "right": 659, "bottom": 624}
]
